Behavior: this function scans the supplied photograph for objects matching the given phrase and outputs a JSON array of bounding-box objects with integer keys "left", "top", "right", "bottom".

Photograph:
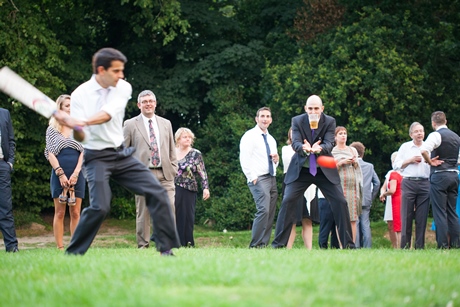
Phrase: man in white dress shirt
[
  {"left": 394, "top": 122, "right": 430, "bottom": 249},
  {"left": 55, "top": 48, "right": 179, "bottom": 256},
  {"left": 240, "top": 107, "right": 279, "bottom": 248}
]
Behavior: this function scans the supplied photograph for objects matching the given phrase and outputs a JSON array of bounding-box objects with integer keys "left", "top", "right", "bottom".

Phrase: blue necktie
[
  {"left": 262, "top": 134, "right": 274, "bottom": 176},
  {"left": 310, "top": 129, "right": 317, "bottom": 176}
]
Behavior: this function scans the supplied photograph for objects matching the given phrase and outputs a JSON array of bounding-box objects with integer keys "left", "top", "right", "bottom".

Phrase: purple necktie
[{"left": 309, "top": 129, "right": 317, "bottom": 176}]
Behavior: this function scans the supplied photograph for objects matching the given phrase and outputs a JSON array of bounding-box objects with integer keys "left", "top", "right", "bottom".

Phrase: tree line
[{"left": 1, "top": 0, "right": 459, "bottom": 229}]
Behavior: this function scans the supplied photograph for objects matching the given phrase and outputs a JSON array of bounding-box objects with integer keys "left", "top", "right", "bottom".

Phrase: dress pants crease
[
  {"left": 66, "top": 148, "right": 179, "bottom": 255},
  {"left": 0, "top": 161, "right": 18, "bottom": 251},
  {"left": 430, "top": 172, "right": 460, "bottom": 248},
  {"left": 272, "top": 168, "right": 354, "bottom": 248}
]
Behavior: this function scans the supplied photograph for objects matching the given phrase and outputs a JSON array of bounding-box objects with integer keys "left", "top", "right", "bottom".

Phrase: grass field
[{"left": 1, "top": 220, "right": 459, "bottom": 306}]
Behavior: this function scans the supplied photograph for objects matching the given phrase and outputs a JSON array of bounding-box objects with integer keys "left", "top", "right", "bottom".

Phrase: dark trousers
[
  {"left": 272, "top": 168, "right": 355, "bottom": 248},
  {"left": 0, "top": 160, "right": 18, "bottom": 251},
  {"left": 400, "top": 179, "right": 430, "bottom": 249},
  {"left": 66, "top": 148, "right": 180, "bottom": 255},
  {"left": 318, "top": 198, "right": 339, "bottom": 249},
  {"left": 430, "top": 172, "right": 460, "bottom": 249},
  {"left": 175, "top": 185, "right": 197, "bottom": 247}
]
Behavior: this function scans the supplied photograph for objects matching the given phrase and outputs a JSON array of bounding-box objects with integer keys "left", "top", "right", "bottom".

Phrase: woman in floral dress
[
  {"left": 332, "top": 126, "right": 363, "bottom": 244},
  {"left": 174, "top": 128, "right": 210, "bottom": 247}
]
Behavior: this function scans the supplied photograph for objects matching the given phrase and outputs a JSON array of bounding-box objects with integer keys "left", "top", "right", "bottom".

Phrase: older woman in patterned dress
[{"left": 174, "top": 128, "right": 210, "bottom": 247}]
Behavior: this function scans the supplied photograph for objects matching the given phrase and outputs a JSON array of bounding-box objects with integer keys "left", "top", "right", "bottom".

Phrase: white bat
[{"left": 0, "top": 66, "right": 57, "bottom": 118}]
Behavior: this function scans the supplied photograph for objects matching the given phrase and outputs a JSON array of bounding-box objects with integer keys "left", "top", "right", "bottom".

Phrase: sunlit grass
[{"left": 1, "top": 218, "right": 457, "bottom": 306}]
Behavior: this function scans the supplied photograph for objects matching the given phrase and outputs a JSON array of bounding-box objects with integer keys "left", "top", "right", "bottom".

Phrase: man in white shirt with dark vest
[
  {"left": 56, "top": 48, "right": 180, "bottom": 256},
  {"left": 240, "top": 107, "right": 279, "bottom": 248},
  {"left": 421, "top": 111, "right": 460, "bottom": 249},
  {"left": 394, "top": 122, "right": 430, "bottom": 249}
]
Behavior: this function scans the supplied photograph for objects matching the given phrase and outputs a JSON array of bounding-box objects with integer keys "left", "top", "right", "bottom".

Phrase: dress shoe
[
  {"left": 160, "top": 249, "right": 175, "bottom": 256},
  {"left": 7, "top": 246, "right": 19, "bottom": 253}
]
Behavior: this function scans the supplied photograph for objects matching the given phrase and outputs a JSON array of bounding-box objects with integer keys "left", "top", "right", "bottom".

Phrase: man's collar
[
  {"left": 254, "top": 125, "right": 268, "bottom": 135},
  {"left": 141, "top": 113, "right": 155, "bottom": 122},
  {"left": 436, "top": 124, "right": 448, "bottom": 131}
]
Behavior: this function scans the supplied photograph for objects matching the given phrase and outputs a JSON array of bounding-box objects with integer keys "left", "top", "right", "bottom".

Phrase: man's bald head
[{"left": 304, "top": 95, "right": 324, "bottom": 115}]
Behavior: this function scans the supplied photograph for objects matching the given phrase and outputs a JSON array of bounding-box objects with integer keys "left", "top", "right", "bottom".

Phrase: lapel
[
  {"left": 135, "top": 115, "right": 150, "bottom": 146},
  {"left": 155, "top": 115, "right": 166, "bottom": 148}
]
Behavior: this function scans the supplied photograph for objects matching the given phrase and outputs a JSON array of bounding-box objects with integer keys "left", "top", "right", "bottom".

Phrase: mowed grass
[{"left": 1, "top": 221, "right": 459, "bottom": 306}]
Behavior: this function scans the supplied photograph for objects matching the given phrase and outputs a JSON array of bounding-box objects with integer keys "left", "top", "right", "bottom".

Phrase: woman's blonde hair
[
  {"left": 175, "top": 127, "right": 195, "bottom": 147},
  {"left": 49, "top": 94, "right": 71, "bottom": 132}
]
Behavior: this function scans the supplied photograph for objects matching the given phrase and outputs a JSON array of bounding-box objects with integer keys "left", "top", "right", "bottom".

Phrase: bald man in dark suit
[
  {"left": 0, "top": 108, "right": 19, "bottom": 252},
  {"left": 272, "top": 95, "right": 355, "bottom": 249}
]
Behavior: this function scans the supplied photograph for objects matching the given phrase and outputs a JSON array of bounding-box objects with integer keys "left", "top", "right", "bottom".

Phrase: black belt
[
  {"left": 102, "top": 145, "right": 124, "bottom": 152},
  {"left": 404, "top": 177, "right": 428, "bottom": 181},
  {"left": 149, "top": 167, "right": 162, "bottom": 170}
]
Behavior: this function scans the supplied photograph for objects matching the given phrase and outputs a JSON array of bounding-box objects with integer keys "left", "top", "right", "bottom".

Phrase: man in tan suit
[{"left": 123, "top": 90, "right": 178, "bottom": 248}]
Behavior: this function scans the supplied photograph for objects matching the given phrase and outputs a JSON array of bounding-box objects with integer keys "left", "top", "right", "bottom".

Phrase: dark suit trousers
[
  {"left": 430, "top": 172, "right": 460, "bottom": 249},
  {"left": 272, "top": 168, "right": 354, "bottom": 248},
  {"left": 0, "top": 160, "right": 18, "bottom": 251},
  {"left": 400, "top": 179, "right": 430, "bottom": 249},
  {"left": 318, "top": 198, "right": 339, "bottom": 249},
  {"left": 66, "top": 148, "right": 180, "bottom": 255}
]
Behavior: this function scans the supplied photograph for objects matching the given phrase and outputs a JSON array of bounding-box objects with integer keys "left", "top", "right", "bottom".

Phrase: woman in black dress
[{"left": 45, "top": 95, "right": 85, "bottom": 250}]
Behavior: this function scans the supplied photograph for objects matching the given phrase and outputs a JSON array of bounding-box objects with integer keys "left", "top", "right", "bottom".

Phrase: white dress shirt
[
  {"left": 394, "top": 140, "right": 430, "bottom": 178},
  {"left": 71, "top": 75, "right": 132, "bottom": 150},
  {"left": 141, "top": 114, "right": 162, "bottom": 167},
  {"left": 421, "top": 124, "right": 460, "bottom": 163},
  {"left": 239, "top": 125, "right": 278, "bottom": 183}
]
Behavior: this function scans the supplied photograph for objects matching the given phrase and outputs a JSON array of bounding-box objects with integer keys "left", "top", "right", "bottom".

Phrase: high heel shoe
[
  {"left": 67, "top": 186, "right": 76, "bottom": 206},
  {"left": 59, "top": 187, "right": 68, "bottom": 204}
]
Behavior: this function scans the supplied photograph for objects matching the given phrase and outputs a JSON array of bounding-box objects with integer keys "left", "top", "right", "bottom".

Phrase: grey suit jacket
[
  {"left": 0, "top": 108, "right": 15, "bottom": 165},
  {"left": 123, "top": 114, "right": 178, "bottom": 181},
  {"left": 285, "top": 112, "right": 340, "bottom": 185},
  {"left": 358, "top": 159, "right": 380, "bottom": 207}
]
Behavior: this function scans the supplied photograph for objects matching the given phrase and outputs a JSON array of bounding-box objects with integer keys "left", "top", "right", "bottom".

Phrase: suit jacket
[
  {"left": 0, "top": 108, "right": 15, "bottom": 165},
  {"left": 357, "top": 159, "right": 380, "bottom": 207},
  {"left": 123, "top": 114, "right": 178, "bottom": 181},
  {"left": 285, "top": 112, "right": 339, "bottom": 185}
]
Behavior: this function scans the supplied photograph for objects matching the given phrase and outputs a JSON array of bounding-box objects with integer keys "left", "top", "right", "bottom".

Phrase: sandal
[
  {"left": 67, "top": 186, "right": 76, "bottom": 206},
  {"left": 58, "top": 187, "right": 68, "bottom": 204}
]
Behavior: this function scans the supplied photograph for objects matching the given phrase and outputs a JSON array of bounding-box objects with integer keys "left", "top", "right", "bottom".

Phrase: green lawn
[{"left": 2, "top": 219, "right": 459, "bottom": 306}]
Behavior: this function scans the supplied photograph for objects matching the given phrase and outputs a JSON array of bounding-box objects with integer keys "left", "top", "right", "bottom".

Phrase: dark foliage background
[{"left": 1, "top": 0, "right": 459, "bottom": 228}]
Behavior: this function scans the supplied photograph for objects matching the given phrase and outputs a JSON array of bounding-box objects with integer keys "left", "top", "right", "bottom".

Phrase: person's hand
[
  {"left": 203, "top": 189, "right": 210, "bottom": 200},
  {"left": 379, "top": 193, "right": 386, "bottom": 202},
  {"left": 270, "top": 153, "right": 279, "bottom": 164},
  {"left": 310, "top": 140, "right": 322, "bottom": 154},
  {"left": 338, "top": 158, "right": 353, "bottom": 166},
  {"left": 59, "top": 174, "right": 70, "bottom": 189},
  {"left": 302, "top": 139, "right": 312, "bottom": 153},
  {"left": 412, "top": 156, "right": 422, "bottom": 164},
  {"left": 252, "top": 179, "right": 258, "bottom": 185},
  {"left": 69, "top": 173, "right": 79, "bottom": 186},
  {"left": 428, "top": 156, "right": 444, "bottom": 167}
]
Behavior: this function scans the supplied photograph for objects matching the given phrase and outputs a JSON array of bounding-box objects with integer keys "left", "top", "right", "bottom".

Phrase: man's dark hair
[
  {"left": 431, "top": 111, "right": 447, "bottom": 126},
  {"left": 350, "top": 141, "right": 365, "bottom": 158},
  {"left": 256, "top": 107, "right": 271, "bottom": 117},
  {"left": 92, "top": 48, "right": 127, "bottom": 74}
]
